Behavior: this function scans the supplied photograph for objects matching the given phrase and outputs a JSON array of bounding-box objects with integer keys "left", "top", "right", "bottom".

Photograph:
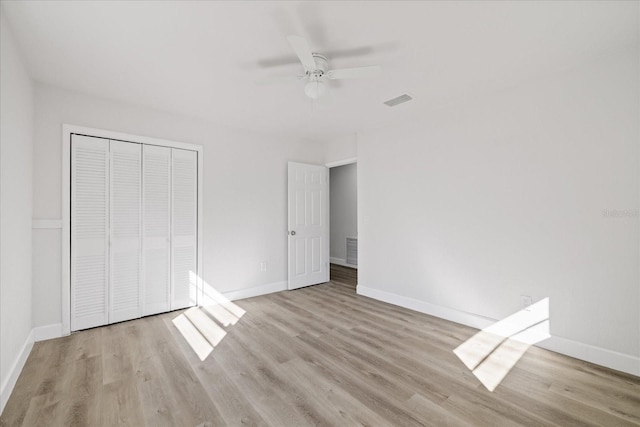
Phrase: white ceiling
[{"left": 2, "top": 1, "right": 638, "bottom": 142}]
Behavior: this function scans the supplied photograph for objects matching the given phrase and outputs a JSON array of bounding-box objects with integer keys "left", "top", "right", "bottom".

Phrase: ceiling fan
[{"left": 261, "top": 35, "right": 382, "bottom": 99}]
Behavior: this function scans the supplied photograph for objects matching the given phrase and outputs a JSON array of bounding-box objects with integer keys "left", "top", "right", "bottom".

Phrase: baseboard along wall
[
  {"left": 0, "top": 331, "right": 33, "bottom": 415},
  {"left": 356, "top": 284, "right": 640, "bottom": 377},
  {"left": 330, "top": 257, "right": 358, "bottom": 269},
  {"left": 0, "top": 322, "right": 64, "bottom": 414},
  {"left": 221, "top": 281, "right": 288, "bottom": 301}
]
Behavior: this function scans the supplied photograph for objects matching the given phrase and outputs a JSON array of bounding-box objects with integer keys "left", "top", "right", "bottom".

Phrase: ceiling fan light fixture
[
  {"left": 304, "top": 79, "right": 327, "bottom": 99},
  {"left": 265, "top": 35, "right": 381, "bottom": 100}
]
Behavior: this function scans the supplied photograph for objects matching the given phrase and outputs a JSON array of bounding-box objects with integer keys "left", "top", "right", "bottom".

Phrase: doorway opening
[{"left": 328, "top": 161, "right": 357, "bottom": 288}]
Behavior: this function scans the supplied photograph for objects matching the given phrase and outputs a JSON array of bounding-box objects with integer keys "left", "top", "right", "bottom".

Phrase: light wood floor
[{"left": 2, "top": 281, "right": 639, "bottom": 426}]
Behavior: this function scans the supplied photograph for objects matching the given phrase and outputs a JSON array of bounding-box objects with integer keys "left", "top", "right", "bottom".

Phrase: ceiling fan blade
[
  {"left": 286, "top": 35, "right": 317, "bottom": 71},
  {"left": 324, "top": 41, "right": 399, "bottom": 60},
  {"left": 256, "top": 74, "right": 304, "bottom": 86},
  {"left": 327, "top": 65, "right": 381, "bottom": 80},
  {"left": 256, "top": 55, "right": 301, "bottom": 68}
]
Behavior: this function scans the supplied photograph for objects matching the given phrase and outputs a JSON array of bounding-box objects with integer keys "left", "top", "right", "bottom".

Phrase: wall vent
[
  {"left": 383, "top": 94, "right": 413, "bottom": 107},
  {"left": 346, "top": 237, "right": 358, "bottom": 266}
]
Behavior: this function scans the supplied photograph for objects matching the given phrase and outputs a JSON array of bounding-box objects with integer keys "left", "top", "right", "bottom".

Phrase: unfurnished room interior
[{"left": 1, "top": 1, "right": 639, "bottom": 426}]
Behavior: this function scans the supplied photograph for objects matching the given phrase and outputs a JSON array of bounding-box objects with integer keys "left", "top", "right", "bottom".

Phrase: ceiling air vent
[{"left": 384, "top": 94, "right": 413, "bottom": 107}]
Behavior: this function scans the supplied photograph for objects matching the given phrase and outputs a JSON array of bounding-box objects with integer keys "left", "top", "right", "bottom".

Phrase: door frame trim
[
  {"left": 325, "top": 158, "right": 358, "bottom": 277},
  {"left": 61, "top": 124, "right": 204, "bottom": 335},
  {"left": 325, "top": 157, "right": 357, "bottom": 168}
]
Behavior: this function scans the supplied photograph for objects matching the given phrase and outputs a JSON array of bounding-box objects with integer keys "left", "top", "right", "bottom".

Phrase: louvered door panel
[
  {"left": 71, "top": 135, "right": 109, "bottom": 331},
  {"left": 142, "top": 145, "right": 171, "bottom": 316},
  {"left": 171, "top": 149, "right": 197, "bottom": 310},
  {"left": 109, "top": 140, "right": 142, "bottom": 323}
]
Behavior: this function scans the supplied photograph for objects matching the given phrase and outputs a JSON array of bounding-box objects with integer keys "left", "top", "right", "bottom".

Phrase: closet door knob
[{"left": 290, "top": 230, "right": 296, "bottom": 236}]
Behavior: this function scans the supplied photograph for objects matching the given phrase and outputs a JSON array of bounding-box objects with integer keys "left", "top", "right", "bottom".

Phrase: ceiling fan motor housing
[
  {"left": 305, "top": 55, "right": 329, "bottom": 99},
  {"left": 309, "top": 54, "right": 328, "bottom": 78}
]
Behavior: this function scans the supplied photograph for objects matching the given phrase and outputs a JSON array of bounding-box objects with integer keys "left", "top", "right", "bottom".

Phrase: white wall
[
  {"left": 330, "top": 163, "right": 357, "bottom": 263},
  {"left": 0, "top": 9, "right": 34, "bottom": 411},
  {"left": 358, "top": 47, "right": 640, "bottom": 374},
  {"left": 32, "top": 84, "right": 325, "bottom": 329},
  {"left": 325, "top": 133, "right": 357, "bottom": 165}
]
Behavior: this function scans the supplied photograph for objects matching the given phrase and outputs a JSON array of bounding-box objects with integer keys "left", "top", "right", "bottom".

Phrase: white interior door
[
  {"left": 71, "top": 135, "right": 109, "bottom": 331},
  {"left": 171, "top": 148, "right": 198, "bottom": 310},
  {"left": 288, "top": 162, "right": 329, "bottom": 290},
  {"left": 109, "top": 140, "right": 142, "bottom": 323},
  {"left": 142, "top": 145, "right": 172, "bottom": 316}
]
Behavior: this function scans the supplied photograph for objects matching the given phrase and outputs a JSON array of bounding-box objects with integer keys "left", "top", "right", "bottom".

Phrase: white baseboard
[
  {"left": 538, "top": 336, "right": 640, "bottom": 376},
  {"left": 222, "top": 281, "right": 288, "bottom": 301},
  {"left": 330, "top": 257, "right": 358, "bottom": 269},
  {"left": 0, "top": 330, "right": 34, "bottom": 415},
  {"left": 357, "top": 285, "right": 494, "bottom": 330},
  {"left": 0, "top": 322, "right": 65, "bottom": 415},
  {"left": 32, "top": 323, "right": 63, "bottom": 342},
  {"left": 356, "top": 285, "right": 640, "bottom": 377}
]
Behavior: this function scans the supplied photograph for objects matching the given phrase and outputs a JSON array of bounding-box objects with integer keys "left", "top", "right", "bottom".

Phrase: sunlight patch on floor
[
  {"left": 172, "top": 273, "right": 247, "bottom": 361},
  {"left": 202, "top": 304, "right": 239, "bottom": 327},
  {"left": 454, "top": 297, "right": 550, "bottom": 391},
  {"left": 173, "top": 313, "right": 213, "bottom": 361},
  {"left": 184, "top": 307, "right": 227, "bottom": 347}
]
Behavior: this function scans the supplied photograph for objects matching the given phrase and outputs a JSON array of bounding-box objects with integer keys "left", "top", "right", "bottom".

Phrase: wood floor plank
[
  {"left": 154, "top": 322, "right": 226, "bottom": 426},
  {"left": 102, "top": 324, "right": 134, "bottom": 386},
  {"left": 211, "top": 332, "right": 318, "bottom": 426},
  {"left": 293, "top": 332, "right": 427, "bottom": 426},
  {"left": 278, "top": 357, "right": 397, "bottom": 427},
  {"left": 102, "top": 379, "right": 145, "bottom": 427},
  {"left": 548, "top": 380, "right": 640, "bottom": 424},
  {"left": 135, "top": 358, "right": 180, "bottom": 427},
  {"left": 405, "top": 393, "right": 471, "bottom": 427},
  {"left": 3, "top": 280, "right": 639, "bottom": 426},
  {"left": 191, "top": 357, "right": 268, "bottom": 426},
  {"left": 16, "top": 393, "right": 57, "bottom": 427}
]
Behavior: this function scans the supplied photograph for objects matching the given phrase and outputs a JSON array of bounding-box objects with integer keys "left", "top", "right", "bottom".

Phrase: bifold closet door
[
  {"left": 142, "top": 145, "right": 171, "bottom": 316},
  {"left": 109, "top": 141, "right": 142, "bottom": 323},
  {"left": 171, "top": 148, "right": 198, "bottom": 310},
  {"left": 72, "top": 137, "right": 198, "bottom": 331},
  {"left": 71, "top": 135, "right": 109, "bottom": 331}
]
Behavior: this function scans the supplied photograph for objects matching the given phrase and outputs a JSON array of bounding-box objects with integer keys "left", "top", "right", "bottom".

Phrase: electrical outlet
[
  {"left": 260, "top": 261, "right": 267, "bottom": 272},
  {"left": 520, "top": 295, "right": 532, "bottom": 309}
]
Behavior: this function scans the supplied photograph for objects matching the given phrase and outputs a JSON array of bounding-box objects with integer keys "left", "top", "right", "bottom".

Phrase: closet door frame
[{"left": 62, "top": 124, "right": 203, "bottom": 335}]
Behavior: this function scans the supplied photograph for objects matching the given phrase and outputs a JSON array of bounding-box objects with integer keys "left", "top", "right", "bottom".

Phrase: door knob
[{"left": 290, "top": 230, "right": 296, "bottom": 236}]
